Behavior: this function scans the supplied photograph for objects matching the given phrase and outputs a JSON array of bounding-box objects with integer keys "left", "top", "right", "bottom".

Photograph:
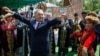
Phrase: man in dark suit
[
  {"left": 79, "top": 12, "right": 87, "bottom": 31},
  {"left": 3, "top": 7, "right": 61, "bottom": 56}
]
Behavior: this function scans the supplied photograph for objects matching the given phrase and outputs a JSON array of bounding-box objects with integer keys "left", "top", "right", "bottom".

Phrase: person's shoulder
[
  {"left": 68, "top": 19, "right": 73, "bottom": 22},
  {"left": 79, "top": 19, "right": 84, "bottom": 23},
  {"left": 95, "top": 22, "right": 100, "bottom": 33},
  {"left": 29, "top": 18, "right": 36, "bottom": 23},
  {"left": 30, "top": 18, "right": 35, "bottom": 21},
  {"left": 44, "top": 18, "right": 50, "bottom": 22}
]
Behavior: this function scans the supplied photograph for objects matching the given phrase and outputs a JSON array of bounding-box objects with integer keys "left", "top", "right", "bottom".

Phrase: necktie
[{"left": 37, "top": 22, "right": 41, "bottom": 29}]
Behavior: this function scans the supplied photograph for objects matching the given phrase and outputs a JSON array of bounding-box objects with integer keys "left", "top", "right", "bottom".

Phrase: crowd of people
[{"left": 0, "top": 6, "right": 100, "bottom": 56}]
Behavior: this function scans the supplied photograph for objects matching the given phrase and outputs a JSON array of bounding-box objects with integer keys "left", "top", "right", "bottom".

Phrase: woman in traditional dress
[
  {"left": 1, "top": 13, "right": 16, "bottom": 56},
  {"left": 71, "top": 16, "right": 99, "bottom": 56}
]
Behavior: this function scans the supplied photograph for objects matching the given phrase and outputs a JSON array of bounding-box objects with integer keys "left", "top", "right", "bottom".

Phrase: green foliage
[
  {"left": 83, "top": 0, "right": 100, "bottom": 12},
  {"left": 0, "top": 0, "right": 44, "bottom": 9}
]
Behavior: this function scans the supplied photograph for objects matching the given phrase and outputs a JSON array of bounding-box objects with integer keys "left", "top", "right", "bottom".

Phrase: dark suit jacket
[
  {"left": 95, "top": 23, "right": 100, "bottom": 33},
  {"left": 79, "top": 20, "right": 85, "bottom": 31},
  {"left": 13, "top": 14, "right": 61, "bottom": 52}
]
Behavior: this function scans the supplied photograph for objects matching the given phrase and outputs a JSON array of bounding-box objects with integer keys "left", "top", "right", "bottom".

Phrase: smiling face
[
  {"left": 6, "top": 16, "right": 14, "bottom": 22},
  {"left": 85, "top": 20, "right": 94, "bottom": 30},
  {"left": 34, "top": 9, "right": 44, "bottom": 22}
]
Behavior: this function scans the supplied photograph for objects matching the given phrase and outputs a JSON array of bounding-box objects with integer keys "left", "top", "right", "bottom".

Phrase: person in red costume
[
  {"left": 1, "top": 13, "right": 16, "bottom": 56},
  {"left": 71, "top": 16, "right": 99, "bottom": 56}
]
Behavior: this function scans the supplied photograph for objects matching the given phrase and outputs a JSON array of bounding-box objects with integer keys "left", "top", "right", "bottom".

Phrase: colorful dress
[
  {"left": 71, "top": 29, "right": 96, "bottom": 56},
  {"left": 1, "top": 20, "right": 16, "bottom": 56}
]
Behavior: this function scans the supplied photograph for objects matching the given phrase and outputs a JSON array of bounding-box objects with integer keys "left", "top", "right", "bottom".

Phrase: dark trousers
[
  {"left": 0, "top": 36, "right": 1, "bottom": 55},
  {"left": 51, "top": 36, "right": 55, "bottom": 54},
  {"left": 58, "top": 47, "right": 68, "bottom": 56},
  {"left": 30, "top": 51, "right": 49, "bottom": 56},
  {"left": 92, "top": 41, "right": 98, "bottom": 52},
  {"left": 0, "top": 44, "right": 1, "bottom": 56}
]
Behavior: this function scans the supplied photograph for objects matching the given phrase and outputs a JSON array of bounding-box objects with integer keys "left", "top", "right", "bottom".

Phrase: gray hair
[{"left": 33, "top": 9, "right": 43, "bottom": 16}]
